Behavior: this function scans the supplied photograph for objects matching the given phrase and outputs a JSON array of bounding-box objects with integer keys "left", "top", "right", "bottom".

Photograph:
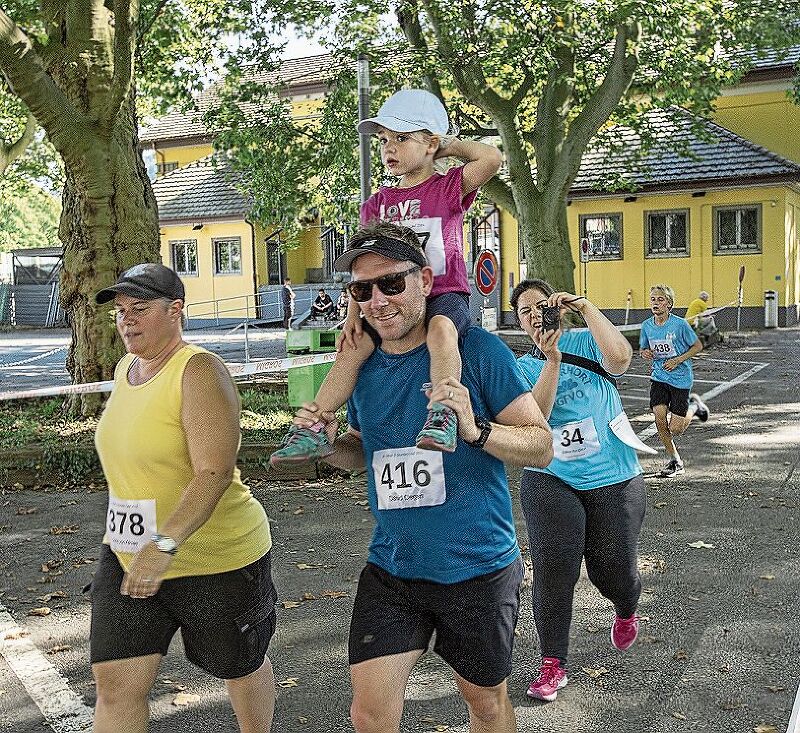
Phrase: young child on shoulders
[{"left": 270, "top": 88, "right": 502, "bottom": 466}]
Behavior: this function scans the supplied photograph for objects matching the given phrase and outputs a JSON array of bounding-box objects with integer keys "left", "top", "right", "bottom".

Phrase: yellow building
[
  {"left": 140, "top": 56, "right": 335, "bottom": 324},
  {"left": 141, "top": 49, "right": 800, "bottom": 328}
]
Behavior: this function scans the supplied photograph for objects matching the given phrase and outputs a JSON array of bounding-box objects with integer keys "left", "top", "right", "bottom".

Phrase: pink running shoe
[
  {"left": 611, "top": 613, "right": 640, "bottom": 651},
  {"left": 526, "top": 657, "right": 568, "bottom": 702}
]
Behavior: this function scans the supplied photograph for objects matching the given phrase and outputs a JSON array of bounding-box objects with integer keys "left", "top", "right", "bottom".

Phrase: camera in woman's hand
[{"left": 540, "top": 305, "right": 561, "bottom": 333}]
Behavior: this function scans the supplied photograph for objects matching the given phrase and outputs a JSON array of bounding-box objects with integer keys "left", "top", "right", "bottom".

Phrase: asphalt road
[
  {"left": 1, "top": 327, "right": 799, "bottom": 733},
  {"left": 0, "top": 326, "right": 289, "bottom": 392}
]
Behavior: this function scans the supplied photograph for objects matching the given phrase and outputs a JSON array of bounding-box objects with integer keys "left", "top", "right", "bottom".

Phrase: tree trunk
[
  {"left": 519, "top": 194, "right": 576, "bottom": 294},
  {"left": 59, "top": 91, "right": 160, "bottom": 416}
]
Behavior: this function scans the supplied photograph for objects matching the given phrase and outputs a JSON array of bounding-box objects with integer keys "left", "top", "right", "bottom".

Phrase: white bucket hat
[{"left": 357, "top": 89, "right": 449, "bottom": 136}]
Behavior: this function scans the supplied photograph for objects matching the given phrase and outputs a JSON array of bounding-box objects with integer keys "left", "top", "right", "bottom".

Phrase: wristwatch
[
  {"left": 466, "top": 415, "right": 492, "bottom": 449},
  {"left": 151, "top": 533, "right": 179, "bottom": 556}
]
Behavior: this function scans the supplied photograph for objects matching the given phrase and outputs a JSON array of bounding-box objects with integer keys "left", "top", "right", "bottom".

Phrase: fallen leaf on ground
[
  {"left": 37, "top": 591, "right": 67, "bottom": 603},
  {"left": 2, "top": 630, "right": 30, "bottom": 640},
  {"left": 754, "top": 725, "right": 778, "bottom": 733},
  {"left": 27, "top": 607, "right": 51, "bottom": 617},
  {"left": 172, "top": 693, "right": 200, "bottom": 706},
  {"left": 581, "top": 666, "right": 608, "bottom": 678},
  {"left": 47, "top": 645, "right": 72, "bottom": 654},
  {"left": 654, "top": 502, "right": 668, "bottom": 508},
  {"left": 300, "top": 593, "right": 317, "bottom": 601},
  {"left": 16, "top": 507, "right": 38, "bottom": 515},
  {"left": 277, "top": 677, "right": 299, "bottom": 688},
  {"left": 672, "top": 712, "right": 687, "bottom": 720},
  {"left": 295, "top": 563, "right": 320, "bottom": 570},
  {"left": 759, "top": 575, "right": 775, "bottom": 580},
  {"left": 282, "top": 601, "right": 302, "bottom": 609},
  {"left": 688, "top": 540, "right": 715, "bottom": 549},
  {"left": 320, "top": 590, "right": 348, "bottom": 599},
  {"left": 765, "top": 685, "right": 785, "bottom": 693},
  {"left": 49, "top": 525, "right": 79, "bottom": 535}
]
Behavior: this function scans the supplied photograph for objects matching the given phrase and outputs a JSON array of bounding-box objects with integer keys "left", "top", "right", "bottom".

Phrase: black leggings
[{"left": 520, "top": 471, "right": 646, "bottom": 668}]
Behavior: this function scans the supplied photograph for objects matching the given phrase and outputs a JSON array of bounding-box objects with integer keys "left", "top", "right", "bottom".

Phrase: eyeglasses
[{"left": 346, "top": 267, "right": 421, "bottom": 302}]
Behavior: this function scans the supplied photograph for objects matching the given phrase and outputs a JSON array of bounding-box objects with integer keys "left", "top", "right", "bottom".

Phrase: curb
[{"left": 0, "top": 442, "right": 336, "bottom": 489}]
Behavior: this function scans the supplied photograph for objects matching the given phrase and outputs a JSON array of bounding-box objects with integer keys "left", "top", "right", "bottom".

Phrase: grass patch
[{"left": 1, "top": 387, "right": 312, "bottom": 484}]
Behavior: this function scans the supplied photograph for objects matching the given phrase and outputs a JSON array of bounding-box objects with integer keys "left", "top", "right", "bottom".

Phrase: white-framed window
[
  {"left": 213, "top": 237, "right": 242, "bottom": 275},
  {"left": 713, "top": 205, "right": 761, "bottom": 254},
  {"left": 645, "top": 210, "right": 689, "bottom": 258},
  {"left": 579, "top": 213, "right": 623, "bottom": 260},
  {"left": 170, "top": 239, "right": 198, "bottom": 276}
]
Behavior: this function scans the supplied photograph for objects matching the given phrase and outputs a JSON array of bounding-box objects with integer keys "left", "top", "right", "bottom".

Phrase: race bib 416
[{"left": 372, "top": 447, "right": 445, "bottom": 510}]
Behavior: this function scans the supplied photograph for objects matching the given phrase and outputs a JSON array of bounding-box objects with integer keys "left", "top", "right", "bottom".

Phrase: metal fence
[{"left": 0, "top": 283, "right": 10, "bottom": 325}]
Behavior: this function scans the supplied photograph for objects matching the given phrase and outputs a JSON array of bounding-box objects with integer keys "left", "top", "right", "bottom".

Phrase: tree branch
[
  {"left": 508, "top": 64, "right": 537, "bottom": 110},
  {"left": 565, "top": 20, "right": 640, "bottom": 164},
  {"left": 532, "top": 34, "right": 575, "bottom": 186},
  {"left": 104, "top": 0, "right": 138, "bottom": 126},
  {"left": 396, "top": 1, "right": 443, "bottom": 100},
  {"left": 0, "top": 110, "right": 36, "bottom": 175},
  {"left": 481, "top": 175, "right": 516, "bottom": 218},
  {"left": 0, "top": 10, "right": 90, "bottom": 157},
  {"left": 138, "top": 0, "right": 169, "bottom": 41}
]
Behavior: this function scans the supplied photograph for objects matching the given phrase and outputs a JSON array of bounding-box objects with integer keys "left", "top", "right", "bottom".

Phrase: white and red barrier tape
[{"left": 0, "top": 351, "right": 337, "bottom": 402}]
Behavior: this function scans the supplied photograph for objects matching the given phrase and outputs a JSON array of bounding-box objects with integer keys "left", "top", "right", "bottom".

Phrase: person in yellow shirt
[
  {"left": 91, "top": 264, "right": 276, "bottom": 733},
  {"left": 684, "top": 291, "right": 710, "bottom": 325}
]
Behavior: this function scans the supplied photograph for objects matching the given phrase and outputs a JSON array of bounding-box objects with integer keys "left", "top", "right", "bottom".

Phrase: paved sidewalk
[{"left": 1, "top": 328, "right": 798, "bottom": 733}]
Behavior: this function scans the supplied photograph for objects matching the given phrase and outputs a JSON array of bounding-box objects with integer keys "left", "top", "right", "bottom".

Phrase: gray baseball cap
[{"left": 95, "top": 263, "right": 185, "bottom": 304}]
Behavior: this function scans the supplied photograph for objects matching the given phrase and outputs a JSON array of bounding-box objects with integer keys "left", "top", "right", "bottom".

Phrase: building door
[
  {"left": 265, "top": 231, "right": 286, "bottom": 285},
  {"left": 322, "top": 224, "right": 350, "bottom": 281}
]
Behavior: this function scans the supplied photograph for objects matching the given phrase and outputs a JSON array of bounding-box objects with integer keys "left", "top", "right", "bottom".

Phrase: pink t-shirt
[{"left": 360, "top": 166, "right": 478, "bottom": 297}]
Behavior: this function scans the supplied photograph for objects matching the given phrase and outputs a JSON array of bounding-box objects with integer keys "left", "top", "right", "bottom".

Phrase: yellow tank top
[{"left": 95, "top": 344, "right": 271, "bottom": 578}]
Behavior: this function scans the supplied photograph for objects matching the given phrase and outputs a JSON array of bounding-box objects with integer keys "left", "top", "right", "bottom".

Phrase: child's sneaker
[
  {"left": 415, "top": 403, "right": 458, "bottom": 452},
  {"left": 269, "top": 423, "right": 334, "bottom": 467},
  {"left": 611, "top": 613, "right": 640, "bottom": 651},
  {"left": 526, "top": 657, "right": 567, "bottom": 702}
]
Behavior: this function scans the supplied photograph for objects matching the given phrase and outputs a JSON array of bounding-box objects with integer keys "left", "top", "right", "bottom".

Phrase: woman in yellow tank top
[{"left": 91, "top": 264, "right": 276, "bottom": 733}]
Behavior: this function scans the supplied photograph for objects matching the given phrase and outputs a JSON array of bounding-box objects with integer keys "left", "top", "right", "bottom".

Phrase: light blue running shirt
[
  {"left": 639, "top": 313, "right": 698, "bottom": 389},
  {"left": 517, "top": 330, "right": 641, "bottom": 491}
]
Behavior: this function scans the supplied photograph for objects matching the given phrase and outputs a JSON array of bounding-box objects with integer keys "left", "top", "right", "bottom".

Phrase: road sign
[{"left": 474, "top": 250, "right": 499, "bottom": 297}]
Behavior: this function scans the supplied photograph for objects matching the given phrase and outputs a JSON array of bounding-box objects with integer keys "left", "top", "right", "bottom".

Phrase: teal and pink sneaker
[
  {"left": 415, "top": 402, "right": 458, "bottom": 452},
  {"left": 269, "top": 423, "right": 334, "bottom": 467}
]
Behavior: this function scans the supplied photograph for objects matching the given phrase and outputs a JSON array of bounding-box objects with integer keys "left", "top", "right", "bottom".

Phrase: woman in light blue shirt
[{"left": 513, "top": 279, "right": 647, "bottom": 703}]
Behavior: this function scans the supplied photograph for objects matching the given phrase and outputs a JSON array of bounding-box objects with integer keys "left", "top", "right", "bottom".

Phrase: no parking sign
[{"left": 474, "top": 250, "right": 499, "bottom": 297}]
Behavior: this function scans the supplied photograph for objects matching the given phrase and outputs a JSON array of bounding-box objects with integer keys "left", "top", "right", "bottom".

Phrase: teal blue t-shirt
[
  {"left": 347, "top": 327, "right": 527, "bottom": 584},
  {"left": 639, "top": 313, "right": 698, "bottom": 389},
  {"left": 517, "top": 330, "right": 641, "bottom": 491}
]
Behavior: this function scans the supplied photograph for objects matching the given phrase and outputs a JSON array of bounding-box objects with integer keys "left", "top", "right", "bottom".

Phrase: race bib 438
[
  {"left": 372, "top": 447, "right": 445, "bottom": 510},
  {"left": 106, "top": 497, "right": 157, "bottom": 554}
]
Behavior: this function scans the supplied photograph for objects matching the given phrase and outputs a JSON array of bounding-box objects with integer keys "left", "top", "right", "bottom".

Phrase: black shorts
[
  {"left": 89, "top": 544, "right": 277, "bottom": 679},
  {"left": 348, "top": 558, "right": 524, "bottom": 688},
  {"left": 362, "top": 291, "right": 472, "bottom": 348},
  {"left": 649, "top": 380, "right": 690, "bottom": 417}
]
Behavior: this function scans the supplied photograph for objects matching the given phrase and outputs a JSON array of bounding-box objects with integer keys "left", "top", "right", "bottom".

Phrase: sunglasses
[{"left": 347, "top": 267, "right": 420, "bottom": 302}]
